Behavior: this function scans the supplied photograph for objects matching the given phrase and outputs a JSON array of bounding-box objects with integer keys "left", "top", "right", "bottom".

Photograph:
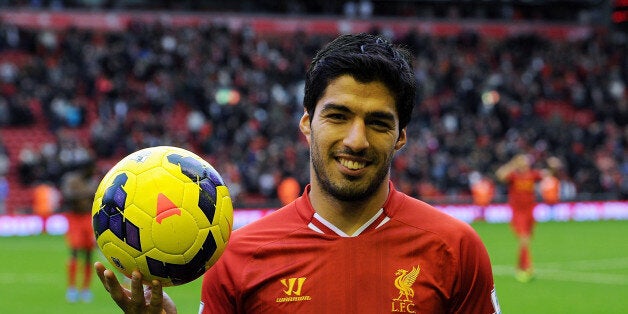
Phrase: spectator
[
  {"left": 469, "top": 171, "right": 496, "bottom": 219},
  {"left": 276, "top": 174, "right": 300, "bottom": 206},
  {"left": 1, "top": 18, "right": 625, "bottom": 206},
  {"left": 0, "top": 139, "right": 8, "bottom": 176},
  {"left": 18, "top": 143, "right": 40, "bottom": 186},
  {"left": 0, "top": 174, "right": 7, "bottom": 215},
  {"left": 32, "top": 181, "right": 60, "bottom": 221},
  {"left": 539, "top": 156, "right": 562, "bottom": 205}
]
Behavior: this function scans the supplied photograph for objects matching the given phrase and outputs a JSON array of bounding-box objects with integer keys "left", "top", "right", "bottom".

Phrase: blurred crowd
[
  {"left": 0, "top": 18, "right": 626, "bottom": 211},
  {"left": 0, "top": 0, "right": 607, "bottom": 23}
]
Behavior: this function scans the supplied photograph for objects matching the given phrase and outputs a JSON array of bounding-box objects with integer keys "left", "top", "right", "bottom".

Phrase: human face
[{"left": 300, "top": 75, "right": 407, "bottom": 202}]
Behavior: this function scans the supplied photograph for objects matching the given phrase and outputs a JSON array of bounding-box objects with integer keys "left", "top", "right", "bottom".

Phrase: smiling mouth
[{"left": 338, "top": 158, "right": 367, "bottom": 170}]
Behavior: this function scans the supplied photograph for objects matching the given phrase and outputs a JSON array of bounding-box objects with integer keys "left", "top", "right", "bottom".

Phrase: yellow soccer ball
[{"left": 92, "top": 146, "right": 233, "bottom": 286}]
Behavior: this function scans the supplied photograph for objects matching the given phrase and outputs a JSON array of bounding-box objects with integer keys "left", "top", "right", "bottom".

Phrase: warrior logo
[{"left": 276, "top": 277, "right": 311, "bottom": 303}]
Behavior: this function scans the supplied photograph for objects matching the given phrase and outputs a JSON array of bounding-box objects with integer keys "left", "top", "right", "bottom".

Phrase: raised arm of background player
[
  {"left": 495, "top": 154, "right": 528, "bottom": 183},
  {"left": 95, "top": 262, "right": 177, "bottom": 314}
]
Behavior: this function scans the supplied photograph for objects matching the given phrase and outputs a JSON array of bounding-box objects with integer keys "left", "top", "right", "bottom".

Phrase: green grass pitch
[
  {"left": 0, "top": 234, "right": 203, "bottom": 313},
  {"left": 1, "top": 220, "right": 627, "bottom": 313},
  {"left": 476, "top": 220, "right": 628, "bottom": 314}
]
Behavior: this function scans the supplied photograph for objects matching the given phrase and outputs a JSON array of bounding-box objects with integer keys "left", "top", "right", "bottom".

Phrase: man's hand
[{"left": 95, "top": 262, "right": 177, "bottom": 314}]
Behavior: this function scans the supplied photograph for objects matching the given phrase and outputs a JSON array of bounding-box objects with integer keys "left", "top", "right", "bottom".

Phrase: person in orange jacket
[
  {"left": 469, "top": 171, "right": 495, "bottom": 221},
  {"left": 539, "top": 156, "right": 562, "bottom": 206}
]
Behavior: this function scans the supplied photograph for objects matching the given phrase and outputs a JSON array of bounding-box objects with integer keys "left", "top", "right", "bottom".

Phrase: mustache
[{"left": 336, "top": 148, "right": 370, "bottom": 159}]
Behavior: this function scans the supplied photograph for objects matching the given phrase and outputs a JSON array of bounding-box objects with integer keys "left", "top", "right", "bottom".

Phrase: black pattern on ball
[
  {"left": 93, "top": 173, "right": 142, "bottom": 251},
  {"left": 167, "top": 153, "right": 225, "bottom": 222}
]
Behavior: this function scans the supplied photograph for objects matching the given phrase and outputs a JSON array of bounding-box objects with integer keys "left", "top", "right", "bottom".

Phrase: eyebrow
[
  {"left": 320, "top": 103, "right": 350, "bottom": 114},
  {"left": 320, "top": 103, "right": 396, "bottom": 122}
]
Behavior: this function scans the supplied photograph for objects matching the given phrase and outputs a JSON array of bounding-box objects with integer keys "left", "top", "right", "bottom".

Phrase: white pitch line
[
  {"left": 492, "top": 258, "right": 628, "bottom": 286},
  {"left": 534, "top": 257, "right": 628, "bottom": 271},
  {"left": 532, "top": 268, "right": 628, "bottom": 285}
]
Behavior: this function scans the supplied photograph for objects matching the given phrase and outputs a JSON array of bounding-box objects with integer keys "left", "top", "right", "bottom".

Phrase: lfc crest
[{"left": 392, "top": 265, "right": 420, "bottom": 313}]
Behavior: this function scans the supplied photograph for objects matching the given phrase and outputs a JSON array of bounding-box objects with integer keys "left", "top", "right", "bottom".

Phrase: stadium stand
[{"left": 0, "top": 3, "right": 626, "bottom": 215}]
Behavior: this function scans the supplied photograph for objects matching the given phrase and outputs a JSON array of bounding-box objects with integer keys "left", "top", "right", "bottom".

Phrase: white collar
[{"left": 308, "top": 208, "right": 389, "bottom": 237}]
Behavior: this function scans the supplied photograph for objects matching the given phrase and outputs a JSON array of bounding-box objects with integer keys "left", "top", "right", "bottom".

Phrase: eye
[
  {"left": 324, "top": 112, "right": 347, "bottom": 121},
  {"left": 367, "top": 118, "right": 394, "bottom": 131}
]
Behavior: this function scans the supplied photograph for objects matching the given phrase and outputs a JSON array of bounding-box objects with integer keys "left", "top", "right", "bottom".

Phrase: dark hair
[{"left": 303, "top": 33, "right": 416, "bottom": 130}]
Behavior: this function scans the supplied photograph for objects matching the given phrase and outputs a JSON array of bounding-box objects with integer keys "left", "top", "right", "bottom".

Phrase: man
[
  {"left": 496, "top": 153, "right": 543, "bottom": 283},
  {"left": 96, "top": 33, "right": 500, "bottom": 313},
  {"left": 62, "top": 159, "right": 99, "bottom": 302}
]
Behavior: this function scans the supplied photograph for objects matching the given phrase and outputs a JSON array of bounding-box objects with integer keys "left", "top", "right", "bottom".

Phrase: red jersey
[
  {"left": 505, "top": 170, "right": 542, "bottom": 206},
  {"left": 200, "top": 182, "right": 499, "bottom": 314}
]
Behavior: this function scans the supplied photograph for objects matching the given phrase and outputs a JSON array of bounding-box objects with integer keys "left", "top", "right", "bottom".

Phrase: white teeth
[{"left": 340, "top": 159, "right": 365, "bottom": 170}]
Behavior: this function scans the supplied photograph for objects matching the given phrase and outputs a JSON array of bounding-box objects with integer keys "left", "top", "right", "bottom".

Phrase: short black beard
[
  {"left": 316, "top": 169, "right": 386, "bottom": 202},
  {"left": 310, "top": 144, "right": 392, "bottom": 203}
]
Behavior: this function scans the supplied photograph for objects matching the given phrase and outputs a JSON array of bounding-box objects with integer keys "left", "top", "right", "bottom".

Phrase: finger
[
  {"left": 148, "top": 280, "right": 164, "bottom": 314},
  {"left": 94, "top": 262, "right": 108, "bottom": 289},
  {"left": 104, "top": 269, "right": 131, "bottom": 310},
  {"left": 130, "top": 270, "right": 145, "bottom": 310}
]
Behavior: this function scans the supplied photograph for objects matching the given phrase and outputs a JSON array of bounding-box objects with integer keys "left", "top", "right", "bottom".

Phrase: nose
[{"left": 343, "top": 120, "right": 369, "bottom": 152}]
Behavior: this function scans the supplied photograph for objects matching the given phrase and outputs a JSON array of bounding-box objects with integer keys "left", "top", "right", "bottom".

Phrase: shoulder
[
  {"left": 225, "top": 200, "right": 306, "bottom": 255},
  {"left": 386, "top": 190, "right": 481, "bottom": 243},
  {"left": 387, "top": 191, "right": 493, "bottom": 281},
  {"left": 201, "top": 202, "right": 308, "bottom": 312},
  {"left": 205, "top": 199, "right": 309, "bottom": 284}
]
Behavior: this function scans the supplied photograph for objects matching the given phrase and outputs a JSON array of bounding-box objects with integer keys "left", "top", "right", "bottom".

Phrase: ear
[
  {"left": 394, "top": 128, "right": 407, "bottom": 151},
  {"left": 299, "top": 110, "right": 311, "bottom": 143}
]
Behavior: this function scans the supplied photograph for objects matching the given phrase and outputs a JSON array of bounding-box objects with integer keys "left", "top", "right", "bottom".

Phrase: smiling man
[
  {"left": 303, "top": 75, "right": 405, "bottom": 235},
  {"left": 96, "top": 33, "right": 500, "bottom": 314}
]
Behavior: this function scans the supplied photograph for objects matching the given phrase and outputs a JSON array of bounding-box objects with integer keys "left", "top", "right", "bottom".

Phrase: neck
[{"left": 308, "top": 181, "right": 390, "bottom": 236}]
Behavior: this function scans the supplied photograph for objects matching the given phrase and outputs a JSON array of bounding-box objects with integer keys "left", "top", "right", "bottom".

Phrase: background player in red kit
[
  {"left": 96, "top": 33, "right": 500, "bottom": 313},
  {"left": 61, "top": 160, "right": 100, "bottom": 302},
  {"left": 496, "top": 154, "right": 543, "bottom": 282}
]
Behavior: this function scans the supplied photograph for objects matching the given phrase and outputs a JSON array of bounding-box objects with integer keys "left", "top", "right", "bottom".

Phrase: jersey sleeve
[{"left": 452, "top": 225, "right": 500, "bottom": 314}]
